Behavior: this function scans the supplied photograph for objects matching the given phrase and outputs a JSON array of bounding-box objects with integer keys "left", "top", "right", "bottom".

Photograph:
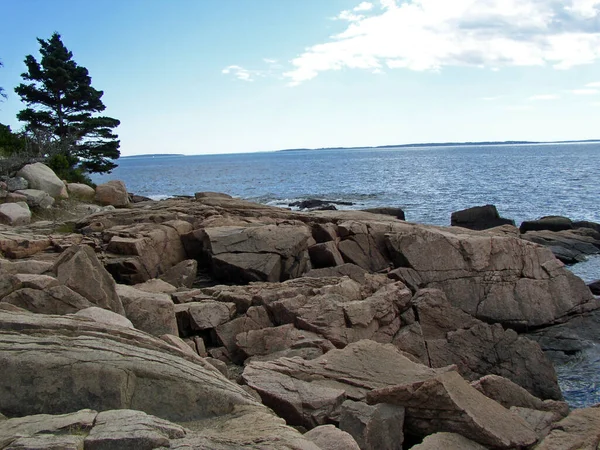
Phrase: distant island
[
  {"left": 278, "top": 139, "right": 600, "bottom": 152},
  {"left": 121, "top": 154, "right": 185, "bottom": 158}
]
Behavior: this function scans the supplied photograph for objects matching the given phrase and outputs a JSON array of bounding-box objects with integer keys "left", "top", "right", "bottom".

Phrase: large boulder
[
  {"left": 1, "top": 286, "right": 94, "bottom": 315},
  {"left": 66, "top": 182, "right": 96, "bottom": 201},
  {"left": 385, "top": 225, "right": 596, "bottom": 328},
  {"left": 13, "top": 189, "right": 54, "bottom": 209},
  {"left": 198, "top": 224, "right": 313, "bottom": 282},
  {"left": 95, "top": 180, "right": 130, "bottom": 207},
  {"left": 403, "top": 289, "right": 562, "bottom": 400},
  {"left": 0, "top": 202, "right": 31, "bottom": 226},
  {"left": 16, "top": 162, "right": 67, "bottom": 199},
  {"left": 339, "top": 400, "right": 405, "bottom": 450},
  {"left": 535, "top": 406, "right": 600, "bottom": 449},
  {"left": 451, "top": 204, "right": 514, "bottom": 230},
  {"left": 51, "top": 245, "right": 125, "bottom": 316}
]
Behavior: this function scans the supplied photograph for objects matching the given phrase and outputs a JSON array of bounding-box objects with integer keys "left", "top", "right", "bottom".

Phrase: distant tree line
[{"left": 0, "top": 33, "right": 120, "bottom": 183}]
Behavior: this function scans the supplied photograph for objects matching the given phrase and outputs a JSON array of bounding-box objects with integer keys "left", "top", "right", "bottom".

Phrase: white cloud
[
  {"left": 585, "top": 81, "right": 600, "bottom": 87},
  {"left": 505, "top": 105, "right": 535, "bottom": 111},
  {"left": 284, "top": 0, "right": 600, "bottom": 85},
  {"left": 570, "top": 88, "right": 600, "bottom": 95},
  {"left": 529, "top": 94, "right": 560, "bottom": 101},
  {"left": 354, "top": 2, "right": 374, "bottom": 12},
  {"left": 222, "top": 65, "right": 256, "bottom": 82},
  {"left": 481, "top": 96, "right": 503, "bottom": 101}
]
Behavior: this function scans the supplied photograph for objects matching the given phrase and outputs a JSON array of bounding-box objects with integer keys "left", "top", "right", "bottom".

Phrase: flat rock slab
[
  {"left": 535, "top": 406, "right": 600, "bottom": 449},
  {"left": 367, "top": 371, "right": 537, "bottom": 449},
  {"left": 411, "top": 432, "right": 488, "bottom": 450},
  {"left": 243, "top": 340, "right": 452, "bottom": 428}
]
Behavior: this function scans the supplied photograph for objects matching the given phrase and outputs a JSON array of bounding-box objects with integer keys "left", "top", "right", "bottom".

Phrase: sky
[{"left": 1, "top": 0, "right": 600, "bottom": 156}]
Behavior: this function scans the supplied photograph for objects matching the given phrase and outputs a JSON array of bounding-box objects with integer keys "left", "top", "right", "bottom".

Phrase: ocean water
[
  {"left": 93, "top": 142, "right": 600, "bottom": 227},
  {"left": 93, "top": 142, "right": 600, "bottom": 406}
]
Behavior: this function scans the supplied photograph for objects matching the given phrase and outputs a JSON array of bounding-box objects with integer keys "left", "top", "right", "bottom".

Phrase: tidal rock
[
  {"left": 304, "top": 425, "right": 361, "bottom": 450},
  {"left": 95, "top": 180, "right": 130, "bottom": 207},
  {"left": 589, "top": 279, "right": 600, "bottom": 295},
  {"left": 0, "top": 202, "right": 31, "bottom": 226},
  {"left": 451, "top": 204, "right": 515, "bottom": 230},
  {"left": 520, "top": 228, "right": 600, "bottom": 264},
  {"left": 194, "top": 191, "right": 233, "bottom": 199},
  {"left": 520, "top": 216, "right": 573, "bottom": 233},
  {"left": 52, "top": 245, "right": 125, "bottom": 316},
  {"left": 116, "top": 284, "right": 178, "bottom": 336},
  {"left": 361, "top": 207, "right": 406, "bottom": 221},
  {"left": 339, "top": 400, "right": 405, "bottom": 450},
  {"left": 214, "top": 306, "right": 273, "bottom": 355},
  {"left": 410, "top": 288, "right": 562, "bottom": 400},
  {"left": 367, "top": 371, "right": 537, "bottom": 449},
  {"left": 16, "top": 163, "right": 67, "bottom": 199}
]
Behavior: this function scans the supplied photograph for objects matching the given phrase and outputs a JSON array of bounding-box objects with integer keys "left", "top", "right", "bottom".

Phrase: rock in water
[{"left": 451, "top": 204, "right": 514, "bottom": 230}]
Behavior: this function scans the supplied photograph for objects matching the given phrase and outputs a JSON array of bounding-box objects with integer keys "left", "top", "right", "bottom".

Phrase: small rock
[
  {"left": 0, "top": 202, "right": 31, "bottom": 226},
  {"left": 304, "top": 425, "right": 361, "bottom": 450}
]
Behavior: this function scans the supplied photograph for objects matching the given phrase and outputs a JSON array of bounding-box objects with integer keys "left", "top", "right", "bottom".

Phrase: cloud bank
[{"left": 283, "top": 0, "right": 600, "bottom": 85}]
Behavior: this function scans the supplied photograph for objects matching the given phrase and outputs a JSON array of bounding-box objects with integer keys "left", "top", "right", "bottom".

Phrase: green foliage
[
  {"left": 14, "top": 32, "right": 120, "bottom": 178},
  {"left": 0, "top": 123, "right": 25, "bottom": 156}
]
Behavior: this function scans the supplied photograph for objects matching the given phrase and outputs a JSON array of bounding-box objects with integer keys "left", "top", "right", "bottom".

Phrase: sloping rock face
[
  {"left": 535, "top": 406, "right": 600, "bottom": 449},
  {"left": 16, "top": 162, "right": 67, "bottom": 200},
  {"left": 0, "top": 309, "right": 259, "bottom": 421},
  {"left": 385, "top": 225, "right": 595, "bottom": 328}
]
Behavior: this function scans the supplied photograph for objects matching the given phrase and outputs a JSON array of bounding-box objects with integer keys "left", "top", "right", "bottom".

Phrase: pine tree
[
  {"left": 0, "top": 60, "right": 6, "bottom": 101},
  {"left": 14, "top": 32, "right": 120, "bottom": 179}
]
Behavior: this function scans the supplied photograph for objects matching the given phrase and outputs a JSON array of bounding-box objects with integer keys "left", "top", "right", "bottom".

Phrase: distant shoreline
[{"left": 277, "top": 139, "right": 600, "bottom": 152}]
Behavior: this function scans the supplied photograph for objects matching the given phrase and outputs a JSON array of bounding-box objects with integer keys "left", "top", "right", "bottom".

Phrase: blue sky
[{"left": 1, "top": 0, "right": 600, "bottom": 156}]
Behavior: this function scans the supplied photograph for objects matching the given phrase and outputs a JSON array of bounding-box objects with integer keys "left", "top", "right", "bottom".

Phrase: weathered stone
[
  {"left": 159, "top": 259, "right": 197, "bottom": 288},
  {"left": 510, "top": 406, "right": 557, "bottom": 438},
  {"left": 535, "top": 406, "right": 600, "bottom": 449},
  {"left": 1, "top": 286, "right": 94, "bottom": 315},
  {"left": 304, "top": 425, "right": 361, "bottom": 450},
  {"left": 215, "top": 306, "right": 273, "bottom": 354},
  {"left": 0, "top": 202, "right": 31, "bottom": 226},
  {"left": 12, "top": 274, "right": 59, "bottom": 291},
  {"left": 236, "top": 324, "right": 334, "bottom": 360},
  {"left": 17, "top": 163, "right": 67, "bottom": 199},
  {"left": 74, "top": 306, "right": 134, "bottom": 329},
  {"left": 13, "top": 189, "right": 54, "bottom": 209},
  {"left": 338, "top": 233, "right": 388, "bottom": 272},
  {"left": 5, "top": 433, "right": 85, "bottom": 449},
  {"left": 243, "top": 340, "right": 453, "bottom": 428},
  {"left": 589, "top": 279, "right": 600, "bottom": 295},
  {"left": 133, "top": 278, "right": 177, "bottom": 294},
  {"left": 521, "top": 228, "right": 600, "bottom": 264},
  {"left": 362, "top": 207, "right": 405, "bottom": 220},
  {"left": 175, "top": 301, "right": 236, "bottom": 333},
  {"left": 0, "top": 309, "right": 259, "bottom": 421},
  {"left": 410, "top": 432, "right": 487, "bottom": 450},
  {"left": 303, "top": 263, "right": 369, "bottom": 284},
  {"left": 84, "top": 409, "right": 186, "bottom": 450},
  {"left": 194, "top": 191, "right": 232, "bottom": 199},
  {"left": 0, "top": 409, "right": 96, "bottom": 448},
  {"left": 0, "top": 259, "right": 53, "bottom": 275},
  {"left": 95, "top": 180, "right": 130, "bottom": 207},
  {"left": 67, "top": 183, "right": 96, "bottom": 201},
  {"left": 5, "top": 176, "right": 28, "bottom": 192},
  {"left": 52, "top": 245, "right": 125, "bottom": 316},
  {"left": 367, "top": 371, "right": 537, "bottom": 449},
  {"left": 451, "top": 204, "right": 514, "bottom": 230},
  {"left": 115, "top": 284, "right": 178, "bottom": 336},
  {"left": 339, "top": 400, "right": 405, "bottom": 450},
  {"left": 309, "top": 241, "right": 345, "bottom": 268}
]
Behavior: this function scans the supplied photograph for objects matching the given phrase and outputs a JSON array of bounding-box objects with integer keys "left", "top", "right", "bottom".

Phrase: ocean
[{"left": 93, "top": 142, "right": 600, "bottom": 406}]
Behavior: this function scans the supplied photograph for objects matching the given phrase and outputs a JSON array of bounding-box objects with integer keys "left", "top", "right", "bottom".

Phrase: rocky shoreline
[{"left": 1, "top": 163, "right": 600, "bottom": 449}]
